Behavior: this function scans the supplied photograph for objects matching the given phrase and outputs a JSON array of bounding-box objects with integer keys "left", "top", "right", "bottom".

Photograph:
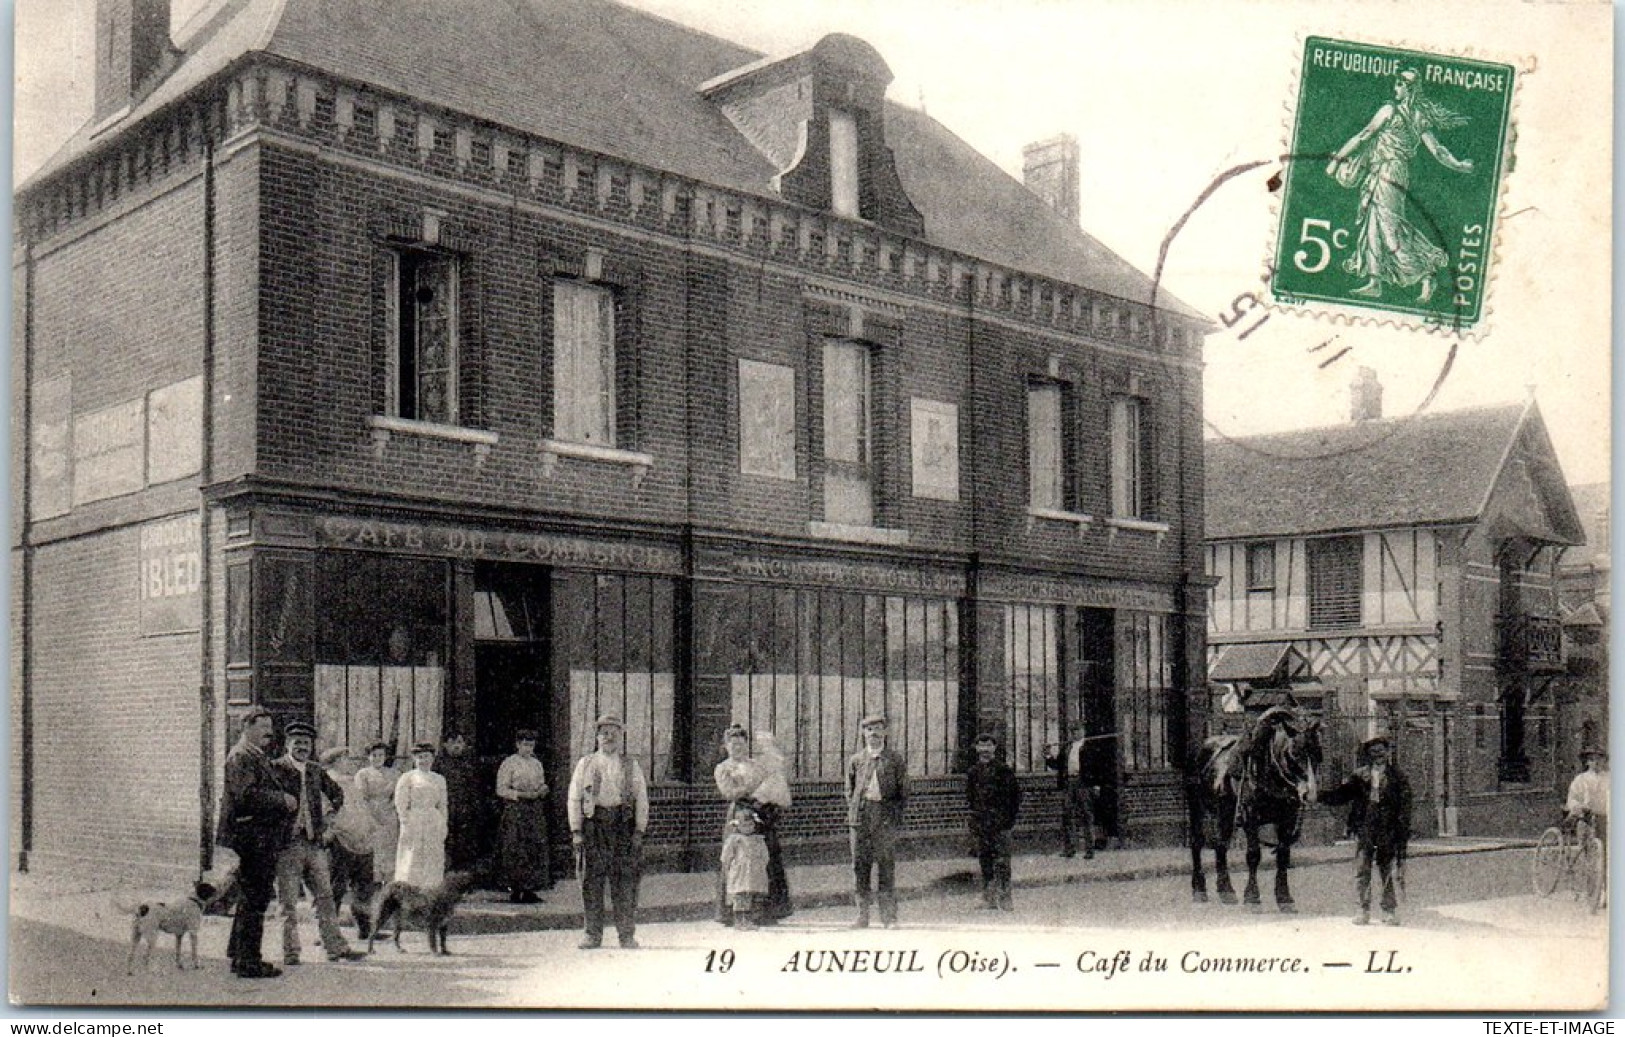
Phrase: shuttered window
[
  {"left": 1028, "top": 383, "right": 1064, "bottom": 510},
  {"left": 1110, "top": 395, "right": 1148, "bottom": 518},
  {"left": 1307, "top": 536, "right": 1362, "bottom": 629},
  {"left": 822, "top": 338, "right": 873, "bottom": 525},
  {"left": 553, "top": 280, "right": 616, "bottom": 446}
]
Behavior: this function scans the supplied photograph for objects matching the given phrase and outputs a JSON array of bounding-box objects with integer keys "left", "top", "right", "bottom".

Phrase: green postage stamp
[{"left": 1271, "top": 37, "right": 1516, "bottom": 330}]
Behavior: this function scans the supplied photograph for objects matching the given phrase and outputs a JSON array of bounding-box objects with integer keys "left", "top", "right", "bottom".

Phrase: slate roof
[
  {"left": 25, "top": 0, "right": 1199, "bottom": 317},
  {"left": 1205, "top": 401, "right": 1580, "bottom": 541}
]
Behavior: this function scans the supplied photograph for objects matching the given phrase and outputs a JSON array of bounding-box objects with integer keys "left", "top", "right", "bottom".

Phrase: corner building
[{"left": 13, "top": 0, "right": 1209, "bottom": 879}]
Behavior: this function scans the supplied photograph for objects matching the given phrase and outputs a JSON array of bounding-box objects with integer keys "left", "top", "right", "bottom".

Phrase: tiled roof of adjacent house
[
  {"left": 26, "top": 0, "right": 1197, "bottom": 316},
  {"left": 1204, "top": 401, "right": 1577, "bottom": 540}
]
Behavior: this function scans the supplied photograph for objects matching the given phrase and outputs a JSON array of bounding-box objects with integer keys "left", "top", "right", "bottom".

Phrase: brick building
[
  {"left": 1205, "top": 379, "right": 1585, "bottom": 840},
  {"left": 12, "top": 0, "right": 1210, "bottom": 881}
]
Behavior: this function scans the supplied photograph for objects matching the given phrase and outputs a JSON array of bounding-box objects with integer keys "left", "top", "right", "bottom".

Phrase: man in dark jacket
[
  {"left": 845, "top": 715, "right": 909, "bottom": 928},
  {"left": 1321, "top": 733, "right": 1412, "bottom": 926},
  {"left": 217, "top": 707, "right": 298, "bottom": 978},
  {"left": 966, "top": 733, "right": 1021, "bottom": 910},
  {"left": 272, "top": 719, "right": 365, "bottom": 964}
]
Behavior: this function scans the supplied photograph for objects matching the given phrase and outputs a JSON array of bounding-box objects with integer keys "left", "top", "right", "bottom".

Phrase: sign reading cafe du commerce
[
  {"left": 139, "top": 513, "right": 203, "bottom": 636},
  {"left": 314, "top": 516, "right": 684, "bottom": 575}
]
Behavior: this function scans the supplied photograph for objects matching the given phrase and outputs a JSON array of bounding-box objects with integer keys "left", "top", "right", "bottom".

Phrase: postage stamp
[{"left": 1270, "top": 37, "right": 1517, "bottom": 330}]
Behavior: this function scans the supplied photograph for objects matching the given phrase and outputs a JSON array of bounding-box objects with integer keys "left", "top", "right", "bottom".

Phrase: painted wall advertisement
[{"left": 139, "top": 512, "right": 201, "bottom": 636}]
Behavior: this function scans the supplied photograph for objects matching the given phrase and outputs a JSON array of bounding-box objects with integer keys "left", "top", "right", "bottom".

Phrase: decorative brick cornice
[{"left": 20, "top": 55, "right": 1206, "bottom": 361}]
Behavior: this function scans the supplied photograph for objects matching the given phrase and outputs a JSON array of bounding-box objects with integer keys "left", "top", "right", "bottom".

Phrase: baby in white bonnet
[{"left": 753, "top": 731, "right": 792, "bottom": 807}]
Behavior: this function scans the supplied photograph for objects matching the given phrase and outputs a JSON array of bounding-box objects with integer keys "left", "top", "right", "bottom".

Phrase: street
[{"left": 8, "top": 847, "right": 1606, "bottom": 1012}]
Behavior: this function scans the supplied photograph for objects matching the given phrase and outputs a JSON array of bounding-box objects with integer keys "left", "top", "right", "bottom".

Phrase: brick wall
[
  {"left": 253, "top": 143, "right": 693, "bottom": 526},
  {"left": 29, "top": 525, "right": 202, "bottom": 879}
]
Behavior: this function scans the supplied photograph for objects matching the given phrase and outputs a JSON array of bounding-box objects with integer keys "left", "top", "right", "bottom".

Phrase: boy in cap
[
  {"left": 567, "top": 714, "right": 650, "bottom": 949},
  {"left": 966, "top": 733, "right": 1021, "bottom": 910},
  {"left": 1321, "top": 733, "right": 1411, "bottom": 926},
  {"left": 273, "top": 719, "right": 365, "bottom": 963},
  {"left": 844, "top": 714, "right": 909, "bottom": 928}
]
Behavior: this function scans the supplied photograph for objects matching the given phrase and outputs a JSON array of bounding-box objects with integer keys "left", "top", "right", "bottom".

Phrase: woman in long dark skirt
[
  {"left": 713, "top": 725, "right": 794, "bottom": 923},
  {"left": 496, "top": 729, "right": 551, "bottom": 903}
]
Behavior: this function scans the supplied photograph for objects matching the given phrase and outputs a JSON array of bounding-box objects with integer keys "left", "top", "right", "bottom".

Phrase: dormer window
[{"left": 829, "top": 109, "right": 860, "bottom": 218}]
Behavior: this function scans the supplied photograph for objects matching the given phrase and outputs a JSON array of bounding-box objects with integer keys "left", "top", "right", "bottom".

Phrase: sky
[{"left": 8, "top": 0, "right": 1616, "bottom": 486}]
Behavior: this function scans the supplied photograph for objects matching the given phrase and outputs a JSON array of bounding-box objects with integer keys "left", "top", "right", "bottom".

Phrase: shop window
[
  {"left": 729, "top": 587, "right": 960, "bottom": 780},
  {"left": 1028, "top": 381, "right": 1072, "bottom": 511},
  {"left": 1117, "top": 611, "right": 1173, "bottom": 771},
  {"left": 1246, "top": 543, "right": 1276, "bottom": 592},
  {"left": 1004, "top": 604, "right": 1062, "bottom": 773},
  {"left": 1109, "top": 395, "right": 1150, "bottom": 519},
  {"left": 1308, "top": 536, "right": 1363, "bottom": 629},
  {"left": 823, "top": 338, "right": 874, "bottom": 525},
  {"left": 388, "top": 248, "right": 459, "bottom": 425},
  {"left": 313, "top": 553, "right": 449, "bottom": 758},
  {"left": 553, "top": 279, "right": 617, "bottom": 447},
  {"left": 560, "top": 572, "right": 676, "bottom": 782}
]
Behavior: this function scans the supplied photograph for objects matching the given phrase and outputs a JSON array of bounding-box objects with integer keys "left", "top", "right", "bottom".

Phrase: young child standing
[{"left": 720, "top": 804, "right": 771, "bottom": 930}]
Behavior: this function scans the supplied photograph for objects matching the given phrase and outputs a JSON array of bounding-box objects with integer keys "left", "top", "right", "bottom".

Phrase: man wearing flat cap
[
  {"left": 567, "top": 714, "right": 650, "bottom": 949},
  {"left": 966, "top": 733, "right": 1021, "bottom": 911},
  {"left": 1321, "top": 732, "right": 1411, "bottom": 926},
  {"left": 273, "top": 719, "right": 365, "bottom": 964},
  {"left": 845, "top": 714, "right": 909, "bottom": 928},
  {"left": 216, "top": 707, "right": 298, "bottom": 978}
]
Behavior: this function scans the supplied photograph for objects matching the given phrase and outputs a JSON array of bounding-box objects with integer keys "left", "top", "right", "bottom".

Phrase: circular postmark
[{"left": 1149, "top": 151, "right": 1473, "bottom": 461}]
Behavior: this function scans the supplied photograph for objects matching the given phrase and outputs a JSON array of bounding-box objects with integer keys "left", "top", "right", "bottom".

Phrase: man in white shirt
[
  {"left": 567, "top": 714, "right": 650, "bottom": 949},
  {"left": 844, "top": 715, "right": 909, "bottom": 928},
  {"left": 1567, "top": 749, "right": 1609, "bottom": 841}
]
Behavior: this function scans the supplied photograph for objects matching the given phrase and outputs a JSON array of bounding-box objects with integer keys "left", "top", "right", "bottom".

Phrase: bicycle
[{"left": 1531, "top": 812, "right": 1605, "bottom": 911}]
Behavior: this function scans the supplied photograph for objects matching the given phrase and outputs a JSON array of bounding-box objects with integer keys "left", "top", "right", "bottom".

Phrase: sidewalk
[{"left": 10, "top": 835, "right": 1527, "bottom": 941}]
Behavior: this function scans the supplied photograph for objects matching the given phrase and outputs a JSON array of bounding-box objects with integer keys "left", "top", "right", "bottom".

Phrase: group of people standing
[{"left": 215, "top": 710, "right": 566, "bottom": 978}]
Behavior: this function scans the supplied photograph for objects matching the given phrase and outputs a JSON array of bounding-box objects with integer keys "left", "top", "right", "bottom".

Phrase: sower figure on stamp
[
  {"left": 1325, "top": 67, "right": 1474, "bottom": 304},
  {"left": 567, "top": 714, "right": 649, "bottom": 950},
  {"left": 216, "top": 706, "right": 298, "bottom": 979},
  {"left": 273, "top": 719, "right": 366, "bottom": 964},
  {"left": 845, "top": 714, "right": 909, "bottom": 929},
  {"left": 1045, "top": 734, "right": 1095, "bottom": 859},
  {"left": 966, "top": 733, "right": 1021, "bottom": 910},
  {"left": 1321, "top": 733, "right": 1411, "bottom": 926}
]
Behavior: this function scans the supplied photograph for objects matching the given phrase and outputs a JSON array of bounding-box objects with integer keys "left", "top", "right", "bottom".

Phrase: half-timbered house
[{"left": 1205, "top": 390, "right": 1585, "bottom": 838}]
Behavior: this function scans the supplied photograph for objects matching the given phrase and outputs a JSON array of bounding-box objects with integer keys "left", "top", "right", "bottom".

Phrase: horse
[{"left": 1188, "top": 705, "right": 1322, "bottom": 911}]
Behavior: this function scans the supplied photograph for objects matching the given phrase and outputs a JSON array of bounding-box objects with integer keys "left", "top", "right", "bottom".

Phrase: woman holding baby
[{"left": 713, "top": 724, "right": 793, "bottom": 924}]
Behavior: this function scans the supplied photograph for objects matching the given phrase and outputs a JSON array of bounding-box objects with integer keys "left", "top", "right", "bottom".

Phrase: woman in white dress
[
  {"left": 354, "top": 741, "right": 401, "bottom": 884},
  {"left": 393, "top": 742, "right": 448, "bottom": 888}
]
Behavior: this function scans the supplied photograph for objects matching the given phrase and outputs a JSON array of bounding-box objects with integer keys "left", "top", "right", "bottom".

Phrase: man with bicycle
[{"left": 1566, "top": 748, "right": 1608, "bottom": 844}]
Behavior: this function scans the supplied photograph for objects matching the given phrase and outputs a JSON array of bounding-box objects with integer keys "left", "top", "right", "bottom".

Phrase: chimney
[
  {"left": 1350, "top": 366, "right": 1383, "bottom": 422},
  {"left": 94, "top": 0, "right": 174, "bottom": 123},
  {"left": 1022, "top": 134, "right": 1080, "bottom": 227}
]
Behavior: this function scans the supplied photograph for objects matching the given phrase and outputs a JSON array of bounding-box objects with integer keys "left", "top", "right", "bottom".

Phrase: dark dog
[
  {"left": 366, "top": 872, "right": 474, "bottom": 955},
  {"left": 116, "top": 881, "right": 219, "bottom": 974}
]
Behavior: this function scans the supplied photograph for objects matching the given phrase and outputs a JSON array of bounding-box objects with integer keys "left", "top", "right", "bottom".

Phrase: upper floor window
[
  {"left": 1246, "top": 543, "right": 1276, "bottom": 591},
  {"left": 1307, "top": 536, "right": 1363, "bottom": 629},
  {"left": 389, "top": 249, "right": 458, "bottom": 424},
  {"left": 1028, "top": 381, "right": 1071, "bottom": 510},
  {"left": 553, "top": 279, "right": 616, "bottom": 447},
  {"left": 1109, "top": 395, "right": 1148, "bottom": 518},
  {"left": 829, "top": 110, "right": 860, "bottom": 219},
  {"left": 823, "top": 337, "right": 873, "bottom": 525}
]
